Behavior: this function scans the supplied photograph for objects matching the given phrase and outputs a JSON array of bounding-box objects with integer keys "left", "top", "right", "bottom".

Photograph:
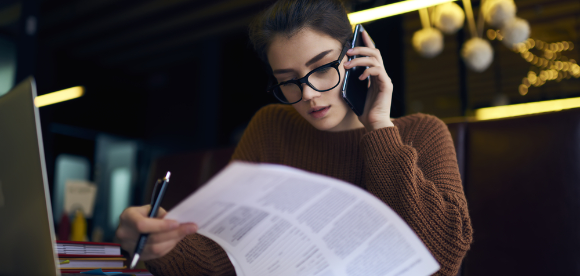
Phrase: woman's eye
[{"left": 317, "top": 67, "right": 331, "bottom": 73}]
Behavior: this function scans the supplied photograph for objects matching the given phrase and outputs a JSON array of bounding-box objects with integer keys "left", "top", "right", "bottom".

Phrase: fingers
[
  {"left": 118, "top": 206, "right": 179, "bottom": 239},
  {"left": 117, "top": 206, "right": 198, "bottom": 260},
  {"left": 147, "top": 223, "right": 198, "bottom": 244},
  {"left": 116, "top": 219, "right": 179, "bottom": 248},
  {"left": 127, "top": 204, "right": 166, "bottom": 218},
  {"left": 358, "top": 67, "right": 380, "bottom": 80},
  {"left": 346, "top": 47, "right": 383, "bottom": 63},
  {"left": 129, "top": 212, "right": 179, "bottom": 234},
  {"left": 119, "top": 223, "right": 198, "bottom": 259},
  {"left": 344, "top": 56, "right": 381, "bottom": 69},
  {"left": 345, "top": 45, "right": 384, "bottom": 70},
  {"left": 358, "top": 67, "right": 391, "bottom": 83},
  {"left": 157, "top": 207, "right": 168, "bottom": 219}
]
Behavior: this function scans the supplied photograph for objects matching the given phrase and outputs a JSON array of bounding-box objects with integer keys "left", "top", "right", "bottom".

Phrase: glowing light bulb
[
  {"left": 487, "top": 29, "right": 497, "bottom": 40},
  {"left": 522, "top": 77, "right": 531, "bottom": 87},
  {"left": 527, "top": 39, "right": 536, "bottom": 48},
  {"left": 519, "top": 84, "right": 528, "bottom": 96},
  {"left": 528, "top": 71, "right": 537, "bottom": 84}
]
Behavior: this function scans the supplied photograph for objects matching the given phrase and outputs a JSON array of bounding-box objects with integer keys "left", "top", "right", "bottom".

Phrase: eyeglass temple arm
[{"left": 338, "top": 41, "right": 351, "bottom": 64}]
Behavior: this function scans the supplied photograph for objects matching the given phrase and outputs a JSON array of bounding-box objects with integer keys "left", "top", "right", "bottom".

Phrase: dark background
[{"left": 1, "top": 0, "right": 407, "bottom": 196}]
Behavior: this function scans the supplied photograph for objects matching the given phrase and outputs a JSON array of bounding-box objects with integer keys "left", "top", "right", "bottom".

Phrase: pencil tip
[{"left": 165, "top": 171, "right": 171, "bottom": 181}]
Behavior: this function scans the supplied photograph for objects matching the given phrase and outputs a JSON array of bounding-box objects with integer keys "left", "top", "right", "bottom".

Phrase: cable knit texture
[{"left": 145, "top": 104, "right": 473, "bottom": 276}]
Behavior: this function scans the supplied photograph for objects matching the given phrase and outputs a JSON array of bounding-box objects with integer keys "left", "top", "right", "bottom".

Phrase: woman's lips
[{"left": 309, "top": 106, "right": 330, "bottom": 119}]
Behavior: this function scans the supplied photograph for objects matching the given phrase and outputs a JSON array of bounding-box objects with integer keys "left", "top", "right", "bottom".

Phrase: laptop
[{"left": 0, "top": 77, "right": 61, "bottom": 276}]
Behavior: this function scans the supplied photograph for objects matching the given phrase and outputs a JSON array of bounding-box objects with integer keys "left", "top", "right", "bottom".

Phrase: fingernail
[
  {"left": 345, "top": 61, "right": 350, "bottom": 66},
  {"left": 347, "top": 49, "right": 354, "bottom": 53}
]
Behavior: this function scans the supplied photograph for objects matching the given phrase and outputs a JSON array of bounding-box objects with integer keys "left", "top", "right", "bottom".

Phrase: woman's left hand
[{"left": 343, "top": 30, "right": 394, "bottom": 132}]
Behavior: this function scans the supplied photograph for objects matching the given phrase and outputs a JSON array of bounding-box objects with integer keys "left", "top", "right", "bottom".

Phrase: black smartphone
[{"left": 341, "top": 24, "right": 369, "bottom": 116}]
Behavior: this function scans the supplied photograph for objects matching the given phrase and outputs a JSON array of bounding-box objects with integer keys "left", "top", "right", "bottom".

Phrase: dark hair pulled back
[{"left": 248, "top": 0, "right": 353, "bottom": 65}]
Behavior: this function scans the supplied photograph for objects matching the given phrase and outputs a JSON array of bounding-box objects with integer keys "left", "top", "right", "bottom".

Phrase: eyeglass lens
[{"left": 274, "top": 67, "right": 340, "bottom": 104}]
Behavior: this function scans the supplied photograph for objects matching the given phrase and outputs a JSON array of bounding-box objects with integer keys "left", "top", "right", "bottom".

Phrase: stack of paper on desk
[
  {"left": 56, "top": 241, "right": 126, "bottom": 270},
  {"left": 58, "top": 257, "right": 126, "bottom": 269},
  {"left": 56, "top": 241, "right": 121, "bottom": 256},
  {"left": 167, "top": 162, "right": 440, "bottom": 276}
]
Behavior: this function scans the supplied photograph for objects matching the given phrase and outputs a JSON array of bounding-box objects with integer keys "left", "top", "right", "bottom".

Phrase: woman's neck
[{"left": 327, "top": 110, "right": 365, "bottom": 132}]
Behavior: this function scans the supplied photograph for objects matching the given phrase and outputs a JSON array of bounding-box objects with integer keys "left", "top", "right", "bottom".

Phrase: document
[{"left": 166, "top": 162, "right": 440, "bottom": 276}]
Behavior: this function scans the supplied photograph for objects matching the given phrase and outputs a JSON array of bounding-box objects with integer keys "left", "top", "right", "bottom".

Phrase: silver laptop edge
[{"left": 31, "top": 78, "right": 61, "bottom": 275}]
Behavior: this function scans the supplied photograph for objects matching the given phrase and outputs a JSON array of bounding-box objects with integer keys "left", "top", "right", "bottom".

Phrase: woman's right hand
[{"left": 116, "top": 205, "right": 198, "bottom": 261}]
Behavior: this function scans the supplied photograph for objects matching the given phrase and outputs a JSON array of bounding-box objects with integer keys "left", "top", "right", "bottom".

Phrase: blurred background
[{"left": 0, "top": 0, "right": 578, "bottom": 245}]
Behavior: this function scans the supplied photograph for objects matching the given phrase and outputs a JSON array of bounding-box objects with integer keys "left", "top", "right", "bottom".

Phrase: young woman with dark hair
[{"left": 116, "top": 0, "right": 473, "bottom": 275}]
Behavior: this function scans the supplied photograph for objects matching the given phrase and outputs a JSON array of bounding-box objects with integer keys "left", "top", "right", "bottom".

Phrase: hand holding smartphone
[{"left": 341, "top": 24, "right": 370, "bottom": 116}]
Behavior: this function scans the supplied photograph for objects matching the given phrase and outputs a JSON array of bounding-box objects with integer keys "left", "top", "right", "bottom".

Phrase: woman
[{"left": 116, "top": 0, "right": 473, "bottom": 275}]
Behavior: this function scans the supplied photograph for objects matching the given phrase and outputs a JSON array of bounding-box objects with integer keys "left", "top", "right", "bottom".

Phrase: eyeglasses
[{"left": 267, "top": 42, "right": 350, "bottom": 104}]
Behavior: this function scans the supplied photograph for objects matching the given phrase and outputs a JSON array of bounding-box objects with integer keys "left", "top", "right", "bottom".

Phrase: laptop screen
[{"left": 0, "top": 77, "right": 60, "bottom": 276}]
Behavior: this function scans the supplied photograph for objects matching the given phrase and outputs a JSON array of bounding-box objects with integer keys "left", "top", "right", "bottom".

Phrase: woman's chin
[
  {"left": 312, "top": 123, "right": 337, "bottom": 131},
  {"left": 294, "top": 104, "right": 353, "bottom": 132},
  {"left": 307, "top": 117, "right": 345, "bottom": 132}
]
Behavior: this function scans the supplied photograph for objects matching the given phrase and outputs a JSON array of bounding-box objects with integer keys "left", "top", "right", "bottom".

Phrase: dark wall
[{"left": 34, "top": 0, "right": 406, "bottom": 152}]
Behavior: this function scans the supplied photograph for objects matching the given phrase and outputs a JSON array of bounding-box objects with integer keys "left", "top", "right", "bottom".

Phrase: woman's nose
[{"left": 301, "top": 84, "right": 321, "bottom": 101}]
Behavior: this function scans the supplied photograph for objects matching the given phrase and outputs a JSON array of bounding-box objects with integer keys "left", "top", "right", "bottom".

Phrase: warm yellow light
[
  {"left": 34, "top": 86, "right": 84, "bottom": 107},
  {"left": 348, "top": 0, "right": 457, "bottom": 25},
  {"left": 518, "top": 84, "right": 528, "bottom": 96},
  {"left": 572, "top": 64, "right": 580, "bottom": 76},
  {"left": 475, "top": 97, "right": 580, "bottom": 121},
  {"left": 522, "top": 77, "right": 530, "bottom": 87},
  {"left": 487, "top": 29, "right": 497, "bottom": 40},
  {"left": 527, "top": 71, "right": 537, "bottom": 84}
]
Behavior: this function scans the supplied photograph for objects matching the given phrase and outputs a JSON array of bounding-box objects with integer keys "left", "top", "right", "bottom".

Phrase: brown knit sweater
[{"left": 145, "top": 104, "right": 473, "bottom": 276}]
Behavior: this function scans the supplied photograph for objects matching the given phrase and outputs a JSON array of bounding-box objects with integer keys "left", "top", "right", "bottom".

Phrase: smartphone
[{"left": 341, "top": 24, "right": 369, "bottom": 116}]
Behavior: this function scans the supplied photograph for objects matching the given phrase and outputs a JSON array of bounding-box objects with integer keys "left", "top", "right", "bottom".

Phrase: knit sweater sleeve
[
  {"left": 359, "top": 114, "right": 472, "bottom": 276},
  {"left": 144, "top": 234, "right": 236, "bottom": 276},
  {"left": 144, "top": 106, "right": 279, "bottom": 276}
]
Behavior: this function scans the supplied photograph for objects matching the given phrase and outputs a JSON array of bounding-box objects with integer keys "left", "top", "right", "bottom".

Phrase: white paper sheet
[{"left": 166, "top": 162, "right": 440, "bottom": 276}]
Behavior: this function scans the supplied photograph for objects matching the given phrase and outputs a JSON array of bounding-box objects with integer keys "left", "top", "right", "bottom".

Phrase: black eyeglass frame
[{"left": 267, "top": 42, "right": 351, "bottom": 104}]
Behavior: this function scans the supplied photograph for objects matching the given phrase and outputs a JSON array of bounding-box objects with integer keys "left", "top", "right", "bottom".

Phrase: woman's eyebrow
[
  {"left": 305, "top": 49, "right": 333, "bottom": 67},
  {"left": 272, "top": 49, "right": 334, "bottom": 75}
]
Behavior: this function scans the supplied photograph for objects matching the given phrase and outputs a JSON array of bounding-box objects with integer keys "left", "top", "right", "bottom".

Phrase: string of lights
[{"left": 487, "top": 29, "right": 580, "bottom": 96}]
